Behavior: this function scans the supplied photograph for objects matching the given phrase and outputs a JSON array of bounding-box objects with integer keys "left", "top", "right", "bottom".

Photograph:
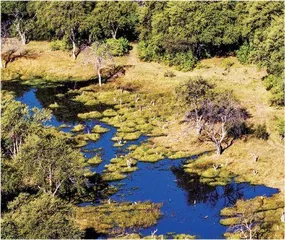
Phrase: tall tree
[
  {"left": 197, "top": 94, "right": 248, "bottom": 155},
  {"left": 2, "top": 193, "right": 83, "bottom": 239},
  {"left": 177, "top": 77, "right": 213, "bottom": 135},
  {"left": 35, "top": 2, "right": 94, "bottom": 59},
  {"left": 1, "top": 94, "right": 51, "bottom": 158},
  {"left": 235, "top": 2, "right": 284, "bottom": 105},
  {"left": 1, "top": 1, "right": 35, "bottom": 45},
  {"left": 87, "top": 1, "right": 138, "bottom": 40},
  {"left": 83, "top": 42, "right": 114, "bottom": 87},
  {"left": 15, "top": 129, "right": 87, "bottom": 196}
]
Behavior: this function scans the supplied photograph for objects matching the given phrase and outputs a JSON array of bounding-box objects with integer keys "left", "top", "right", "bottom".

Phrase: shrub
[
  {"left": 169, "top": 51, "right": 197, "bottom": 71},
  {"left": 106, "top": 38, "right": 130, "bottom": 56},
  {"left": 50, "top": 40, "right": 70, "bottom": 51},
  {"left": 236, "top": 43, "right": 251, "bottom": 64},
  {"left": 164, "top": 70, "right": 176, "bottom": 78},
  {"left": 263, "top": 75, "right": 284, "bottom": 106},
  {"left": 253, "top": 124, "right": 269, "bottom": 140},
  {"left": 138, "top": 41, "right": 160, "bottom": 61},
  {"left": 263, "top": 74, "right": 280, "bottom": 91}
]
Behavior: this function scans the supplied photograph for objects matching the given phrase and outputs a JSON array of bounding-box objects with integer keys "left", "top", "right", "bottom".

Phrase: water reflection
[
  {"left": 2, "top": 80, "right": 114, "bottom": 124},
  {"left": 172, "top": 166, "right": 248, "bottom": 207}
]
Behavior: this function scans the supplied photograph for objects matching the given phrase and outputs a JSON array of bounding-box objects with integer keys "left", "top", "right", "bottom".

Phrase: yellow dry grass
[{"left": 1, "top": 41, "right": 96, "bottom": 81}]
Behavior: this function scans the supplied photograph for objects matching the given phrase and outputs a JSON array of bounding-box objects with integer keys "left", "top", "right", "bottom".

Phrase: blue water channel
[{"left": 7, "top": 83, "right": 279, "bottom": 239}]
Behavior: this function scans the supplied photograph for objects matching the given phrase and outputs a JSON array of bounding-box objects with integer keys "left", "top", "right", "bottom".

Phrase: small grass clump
[
  {"left": 87, "top": 155, "right": 102, "bottom": 165},
  {"left": 184, "top": 156, "right": 236, "bottom": 186},
  {"left": 75, "top": 201, "right": 162, "bottom": 236},
  {"left": 129, "top": 142, "right": 167, "bottom": 162},
  {"left": 71, "top": 123, "right": 85, "bottom": 132},
  {"left": 102, "top": 156, "right": 138, "bottom": 181},
  {"left": 73, "top": 135, "right": 89, "bottom": 148},
  {"left": 73, "top": 133, "right": 101, "bottom": 147},
  {"left": 77, "top": 111, "right": 102, "bottom": 120},
  {"left": 101, "top": 172, "right": 126, "bottom": 181},
  {"left": 144, "top": 233, "right": 196, "bottom": 239},
  {"left": 48, "top": 102, "right": 59, "bottom": 109},
  {"left": 92, "top": 125, "right": 109, "bottom": 134},
  {"left": 115, "top": 131, "right": 142, "bottom": 141},
  {"left": 102, "top": 109, "right": 117, "bottom": 117},
  {"left": 86, "top": 133, "right": 101, "bottom": 142}
]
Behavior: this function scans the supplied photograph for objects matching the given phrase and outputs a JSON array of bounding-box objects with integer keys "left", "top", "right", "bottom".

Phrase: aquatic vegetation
[
  {"left": 59, "top": 123, "right": 70, "bottom": 128},
  {"left": 116, "top": 131, "right": 141, "bottom": 141},
  {"left": 48, "top": 102, "right": 59, "bottom": 109},
  {"left": 129, "top": 143, "right": 167, "bottom": 162},
  {"left": 71, "top": 124, "right": 85, "bottom": 132},
  {"left": 144, "top": 233, "right": 196, "bottom": 239},
  {"left": 87, "top": 155, "right": 102, "bottom": 165},
  {"left": 184, "top": 157, "right": 236, "bottom": 186},
  {"left": 72, "top": 85, "right": 180, "bottom": 148},
  {"left": 117, "top": 125, "right": 136, "bottom": 133},
  {"left": 167, "top": 151, "right": 192, "bottom": 159},
  {"left": 102, "top": 172, "right": 126, "bottom": 181},
  {"left": 75, "top": 201, "right": 162, "bottom": 235},
  {"left": 85, "top": 133, "right": 101, "bottom": 142},
  {"left": 73, "top": 135, "right": 88, "bottom": 148},
  {"left": 119, "top": 233, "right": 196, "bottom": 239},
  {"left": 77, "top": 111, "right": 102, "bottom": 120},
  {"left": 92, "top": 125, "right": 109, "bottom": 134},
  {"left": 102, "top": 109, "right": 117, "bottom": 117},
  {"left": 102, "top": 156, "right": 138, "bottom": 181}
]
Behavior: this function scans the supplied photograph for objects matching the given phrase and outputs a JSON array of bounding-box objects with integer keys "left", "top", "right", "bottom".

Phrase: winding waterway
[{"left": 3, "top": 81, "right": 279, "bottom": 239}]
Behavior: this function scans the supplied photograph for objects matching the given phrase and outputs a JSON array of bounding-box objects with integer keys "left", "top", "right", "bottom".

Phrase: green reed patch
[{"left": 75, "top": 201, "right": 162, "bottom": 236}]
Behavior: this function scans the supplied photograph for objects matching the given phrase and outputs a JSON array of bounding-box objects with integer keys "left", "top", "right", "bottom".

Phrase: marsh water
[{"left": 3, "top": 81, "right": 279, "bottom": 239}]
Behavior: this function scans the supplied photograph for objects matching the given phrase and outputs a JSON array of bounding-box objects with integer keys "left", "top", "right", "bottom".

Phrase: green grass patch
[
  {"left": 92, "top": 125, "right": 109, "bottom": 134},
  {"left": 75, "top": 201, "right": 162, "bottom": 235},
  {"left": 87, "top": 155, "right": 102, "bottom": 165}
]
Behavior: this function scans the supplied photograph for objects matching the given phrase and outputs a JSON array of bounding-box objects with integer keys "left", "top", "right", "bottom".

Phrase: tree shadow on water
[{"left": 171, "top": 166, "right": 248, "bottom": 208}]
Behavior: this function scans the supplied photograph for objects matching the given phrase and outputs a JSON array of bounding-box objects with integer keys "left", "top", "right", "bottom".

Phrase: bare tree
[
  {"left": 13, "top": 8, "right": 27, "bottom": 45},
  {"left": 1, "top": 21, "right": 10, "bottom": 68},
  {"left": 186, "top": 93, "right": 248, "bottom": 155},
  {"left": 1, "top": 38, "right": 22, "bottom": 69},
  {"left": 83, "top": 42, "right": 114, "bottom": 87},
  {"left": 228, "top": 202, "right": 264, "bottom": 239},
  {"left": 177, "top": 76, "right": 213, "bottom": 136}
]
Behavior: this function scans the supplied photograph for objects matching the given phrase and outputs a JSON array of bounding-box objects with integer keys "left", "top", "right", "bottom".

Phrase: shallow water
[{"left": 4, "top": 81, "right": 279, "bottom": 238}]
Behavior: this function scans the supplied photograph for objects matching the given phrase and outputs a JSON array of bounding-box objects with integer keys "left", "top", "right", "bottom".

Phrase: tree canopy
[{"left": 1, "top": 193, "right": 83, "bottom": 239}]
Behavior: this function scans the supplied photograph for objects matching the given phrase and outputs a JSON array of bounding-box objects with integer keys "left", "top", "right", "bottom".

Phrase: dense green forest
[
  {"left": 1, "top": 1, "right": 284, "bottom": 239},
  {"left": 1, "top": 1, "right": 284, "bottom": 105}
]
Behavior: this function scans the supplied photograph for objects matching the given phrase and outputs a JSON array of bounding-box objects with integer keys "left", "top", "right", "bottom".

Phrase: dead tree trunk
[
  {"left": 111, "top": 26, "right": 119, "bottom": 39},
  {"left": 70, "top": 29, "right": 77, "bottom": 60},
  {"left": 15, "top": 21, "right": 26, "bottom": 45},
  {"left": 72, "top": 40, "right": 76, "bottom": 60},
  {"left": 215, "top": 141, "right": 223, "bottom": 155},
  {"left": 97, "top": 66, "right": 102, "bottom": 87}
]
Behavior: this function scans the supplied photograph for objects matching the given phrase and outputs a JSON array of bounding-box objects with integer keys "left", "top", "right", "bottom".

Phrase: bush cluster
[
  {"left": 106, "top": 38, "right": 130, "bottom": 56},
  {"left": 50, "top": 40, "right": 71, "bottom": 51},
  {"left": 253, "top": 124, "right": 269, "bottom": 140}
]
